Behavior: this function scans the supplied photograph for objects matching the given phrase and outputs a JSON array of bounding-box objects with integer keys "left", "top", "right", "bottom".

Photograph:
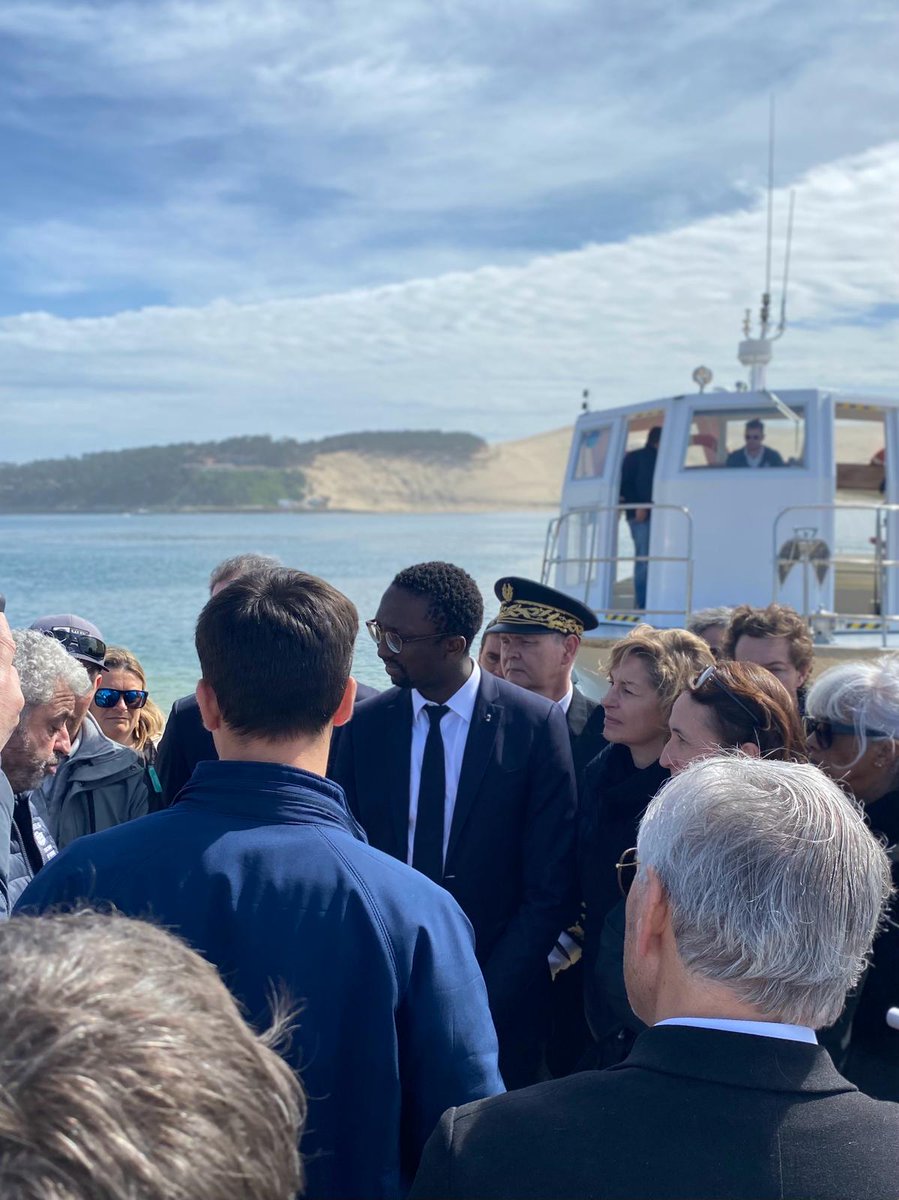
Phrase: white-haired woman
[{"left": 806, "top": 655, "right": 899, "bottom": 1101}]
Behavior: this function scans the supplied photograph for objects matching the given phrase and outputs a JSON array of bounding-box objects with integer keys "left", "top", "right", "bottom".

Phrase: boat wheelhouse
[{"left": 542, "top": 383, "right": 899, "bottom": 648}]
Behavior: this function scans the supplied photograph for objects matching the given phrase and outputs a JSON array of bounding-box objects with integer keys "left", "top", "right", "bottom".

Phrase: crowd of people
[{"left": 0, "top": 556, "right": 897, "bottom": 1199}]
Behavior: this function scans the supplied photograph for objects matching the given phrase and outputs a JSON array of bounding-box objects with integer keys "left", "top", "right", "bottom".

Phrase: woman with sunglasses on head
[
  {"left": 660, "top": 660, "right": 806, "bottom": 775},
  {"left": 576, "top": 625, "right": 713, "bottom": 1069},
  {"left": 92, "top": 648, "right": 166, "bottom": 806},
  {"left": 805, "top": 655, "right": 899, "bottom": 1101}
]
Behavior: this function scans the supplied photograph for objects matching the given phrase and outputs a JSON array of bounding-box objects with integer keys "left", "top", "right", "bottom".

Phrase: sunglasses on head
[
  {"left": 804, "top": 716, "right": 889, "bottom": 750},
  {"left": 94, "top": 688, "right": 148, "bottom": 710},
  {"left": 691, "top": 665, "right": 760, "bottom": 728},
  {"left": 41, "top": 627, "right": 107, "bottom": 661}
]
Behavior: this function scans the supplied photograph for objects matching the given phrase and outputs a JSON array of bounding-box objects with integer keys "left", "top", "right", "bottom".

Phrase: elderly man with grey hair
[
  {"left": 2, "top": 631, "right": 87, "bottom": 906},
  {"left": 411, "top": 756, "right": 899, "bottom": 1200}
]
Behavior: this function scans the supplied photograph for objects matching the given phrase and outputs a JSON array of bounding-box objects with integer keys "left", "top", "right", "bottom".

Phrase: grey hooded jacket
[{"left": 33, "top": 713, "right": 149, "bottom": 849}]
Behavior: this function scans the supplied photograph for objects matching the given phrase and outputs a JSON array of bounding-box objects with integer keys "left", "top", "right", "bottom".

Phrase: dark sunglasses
[
  {"left": 616, "top": 847, "right": 639, "bottom": 898},
  {"left": 804, "top": 716, "right": 889, "bottom": 750},
  {"left": 42, "top": 626, "right": 107, "bottom": 661},
  {"left": 94, "top": 688, "right": 148, "bottom": 710},
  {"left": 692, "top": 665, "right": 760, "bottom": 729},
  {"left": 365, "top": 619, "right": 447, "bottom": 655}
]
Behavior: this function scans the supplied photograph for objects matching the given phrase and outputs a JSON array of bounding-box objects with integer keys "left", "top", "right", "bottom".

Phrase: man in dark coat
[
  {"left": 331, "top": 562, "right": 578, "bottom": 1089},
  {"left": 410, "top": 756, "right": 899, "bottom": 1200},
  {"left": 619, "top": 425, "right": 661, "bottom": 609},
  {"left": 491, "top": 576, "right": 606, "bottom": 776},
  {"left": 725, "top": 417, "right": 785, "bottom": 467},
  {"left": 18, "top": 568, "right": 503, "bottom": 1200}
]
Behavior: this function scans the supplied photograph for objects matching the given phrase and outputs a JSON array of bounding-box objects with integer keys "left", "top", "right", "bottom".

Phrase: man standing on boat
[
  {"left": 619, "top": 426, "right": 661, "bottom": 611},
  {"left": 725, "top": 418, "right": 785, "bottom": 468}
]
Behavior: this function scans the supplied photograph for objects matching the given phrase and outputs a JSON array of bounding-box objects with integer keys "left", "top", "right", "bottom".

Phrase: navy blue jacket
[{"left": 17, "top": 761, "right": 503, "bottom": 1199}]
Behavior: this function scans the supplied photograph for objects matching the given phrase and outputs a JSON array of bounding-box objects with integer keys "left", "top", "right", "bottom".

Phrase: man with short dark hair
[
  {"left": 619, "top": 426, "right": 661, "bottom": 610},
  {"left": 724, "top": 601, "right": 813, "bottom": 710},
  {"left": 0, "top": 910, "right": 304, "bottom": 1200},
  {"left": 726, "top": 418, "right": 785, "bottom": 468},
  {"left": 411, "top": 757, "right": 899, "bottom": 1199},
  {"left": 18, "top": 568, "right": 502, "bottom": 1200},
  {"left": 333, "top": 561, "right": 577, "bottom": 1088}
]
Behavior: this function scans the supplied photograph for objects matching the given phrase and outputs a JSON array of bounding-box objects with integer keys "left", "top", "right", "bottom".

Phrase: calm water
[{"left": 0, "top": 511, "right": 552, "bottom": 713}]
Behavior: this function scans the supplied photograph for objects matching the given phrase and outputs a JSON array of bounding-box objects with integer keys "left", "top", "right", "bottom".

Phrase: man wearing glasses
[
  {"left": 725, "top": 418, "right": 785, "bottom": 468},
  {"left": 411, "top": 756, "right": 899, "bottom": 1199},
  {"left": 332, "top": 561, "right": 578, "bottom": 1089},
  {"left": 27, "top": 615, "right": 148, "bottom": 848}
]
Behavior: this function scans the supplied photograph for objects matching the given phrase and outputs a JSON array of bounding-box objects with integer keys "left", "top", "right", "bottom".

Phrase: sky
[{"left": 0, "top": 0, "right": 897, "bottom": 462}]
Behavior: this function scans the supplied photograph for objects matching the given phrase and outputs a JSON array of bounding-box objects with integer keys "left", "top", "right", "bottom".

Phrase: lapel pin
[{"left": 485, "top": 712, "right": 492, "bottom": 722}]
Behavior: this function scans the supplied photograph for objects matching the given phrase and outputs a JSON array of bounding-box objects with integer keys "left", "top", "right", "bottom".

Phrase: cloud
[{"left": 1, "top": 138, "right": 896, "bottom": 461}]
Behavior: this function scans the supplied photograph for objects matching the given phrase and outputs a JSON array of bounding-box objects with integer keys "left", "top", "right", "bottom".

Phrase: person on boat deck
[
  {"left": 686, "top": 605, "right": 733, "bottom": 660},
  {"left": 578, "top": 625, "right": 711, "bottom": 1068},
  {"left": 806, "top": 655, "right": 899, "bottom": 1102},
  {"left": 723, "top": 601, "right": 813, "bottom": 713},
  {"left": 619, "top": 425, "right": 661, "bottom": 611},
  {"left": 725, "top": 417, "right": 785, "bottom": 468},
  {"left": 409, "top": 756, "right": 899, "bottom": 1200},
  {"left": 17, "top": 567, "right": 503, "bottom": 1200},
  {"left": 477, "top": 622, "right": 504, "bottom": 677}
]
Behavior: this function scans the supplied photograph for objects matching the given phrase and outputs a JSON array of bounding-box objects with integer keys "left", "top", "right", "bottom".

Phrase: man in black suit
[
  {"left": 332, "top": 562, "right": 577, "bottom": 1089},
  {"left": 411, "top": 755, "right": 899, "bottom": 1200},
  {"left": 492, "top": 576, "right": 606, "bottom": 777},
  {"left": 157, "top": 553, "right": 376, "bottom": 803}
]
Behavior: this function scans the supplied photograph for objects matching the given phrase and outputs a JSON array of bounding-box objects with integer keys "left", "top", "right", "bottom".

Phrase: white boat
[{"left": 541, "top": 307, "right": 899, "bottom": 651}]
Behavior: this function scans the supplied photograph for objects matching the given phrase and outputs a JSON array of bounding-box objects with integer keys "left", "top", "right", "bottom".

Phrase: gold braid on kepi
[{"left": 495, "top": 600, "right": 584, "bottom": 637}]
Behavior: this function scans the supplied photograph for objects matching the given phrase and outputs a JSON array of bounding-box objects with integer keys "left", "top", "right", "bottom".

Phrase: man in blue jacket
[{"left": 17, "top": 567, "right": 503, "bottom": 1199}]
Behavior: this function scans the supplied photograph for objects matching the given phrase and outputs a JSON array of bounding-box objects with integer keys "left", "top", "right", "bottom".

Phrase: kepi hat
[{"left": 491, "top": 577, "right": 598, "bottom": 638}]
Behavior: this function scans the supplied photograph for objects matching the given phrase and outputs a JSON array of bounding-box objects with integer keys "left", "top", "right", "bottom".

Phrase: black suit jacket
[
  {"left": 332, "top": 670, "right": 578, "bottom": 1030},
  {"left": 156, "top": 682, "right": 380, "bottom": 806},
  {"left": 410, "top": 1025, "right": 899, "bottom": 1200},
  {"left": 566, "top": 688, "right": 607, "bottom": 778}
]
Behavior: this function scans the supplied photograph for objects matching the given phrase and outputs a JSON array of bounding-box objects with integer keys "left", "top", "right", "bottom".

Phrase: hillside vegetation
[{"left": 0, "top": 431, "right": 486, "bottom": 513}]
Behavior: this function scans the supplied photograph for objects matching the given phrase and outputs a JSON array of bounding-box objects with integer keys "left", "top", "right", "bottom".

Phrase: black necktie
[{"left": 412, "top": 704, "right": 450, "bottom": 882}]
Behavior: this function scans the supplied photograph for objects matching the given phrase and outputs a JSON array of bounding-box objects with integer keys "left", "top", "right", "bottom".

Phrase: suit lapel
[
  {"left": 446, "top": 673, "right": 499, "bottom": 864},
  {"left": 385, "top": 690, "right": 413, "bottom": 860},
  {"left": 566, "top": 688, "right": 592, "bottom": 738}
]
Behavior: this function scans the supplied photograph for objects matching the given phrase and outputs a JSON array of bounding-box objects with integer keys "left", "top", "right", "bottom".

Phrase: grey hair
[
  {"left": 636, "top": 755, "right": 893, "bottom": 1028},
  {"left": 0, "top": 910, "right": 303, "bottom": 1200},
  {"left": 11, "top": 630, "right": 92, "bottom": 706},
  {"left": 687, "top": 606, "right": 733, "bottom": 636},
  {"left": 806, "top": 655, "right": 899, "bottom": 767},
  {"left": 209, "top": 553, "right": 282, "bottom": 593}
]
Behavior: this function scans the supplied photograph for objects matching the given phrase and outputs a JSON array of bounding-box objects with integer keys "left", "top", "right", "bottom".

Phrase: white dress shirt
[
  {"left": 556, "top": 684, "right": 574, "bottom": 714},
  {"left": 407, "top": 661, "right": 481, "bottom": 866},
  {"left": 655, "top": 1016, "right": 817, "bottom": 1044}
]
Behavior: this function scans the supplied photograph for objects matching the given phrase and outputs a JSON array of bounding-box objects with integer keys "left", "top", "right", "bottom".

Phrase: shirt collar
[
  {"left": 412, "top": 660, "right": 481, "bottom": 724},
  {"left": 557, "top": 684, "right": 574, "bottom": 714},
  {"left": 655, "top": 1016, "right": 817, "bottom": 1044}
]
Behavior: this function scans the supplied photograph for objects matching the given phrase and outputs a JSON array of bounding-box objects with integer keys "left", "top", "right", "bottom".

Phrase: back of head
[
  {"left": 723, "top": 602, "right": 813, "bottom": 675},
  {"left": 609, "top": 624, "right": 713, "bottom": 720},
  {"left": 689, "top": 660, "right": 806, "bottom": 760},
  {"left": 637, "top": 755, "right": 892, "bottom": 1027},
  {"left": 195, "top": 567, "right": 358, "bottom": 739},
  {"left": 12, "top": 630, "right": 90, "bottom": 707},
  {"left": 208, "top": 553, "right": 282, "bottom": 595},
  {"left": 391, "top": 561, "right": 483, "bottom": 649},
  {"left": 686, "top": 606, "right": 733, "bottom": 638},
  {"left": 0, "top": 910, "right": 303, "bottom": 1200}
]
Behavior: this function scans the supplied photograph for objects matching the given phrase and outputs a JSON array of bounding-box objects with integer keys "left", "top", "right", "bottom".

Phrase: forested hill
[{"left": 0, "top": 431, "right": 486, "bottom": 513}]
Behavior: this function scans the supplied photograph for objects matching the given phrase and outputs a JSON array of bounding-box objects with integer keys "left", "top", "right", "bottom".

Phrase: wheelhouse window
[
  {"left": 682, "top": 406, "right": 806, "bottom": 470},
  {"left": 572, "top": 425, "right": 611, "bottom": 480}
]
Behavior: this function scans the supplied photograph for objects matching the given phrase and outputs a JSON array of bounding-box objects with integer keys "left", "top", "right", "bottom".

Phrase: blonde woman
[{"left": 92, "top": 647, "right": 166, "bottom": 808}]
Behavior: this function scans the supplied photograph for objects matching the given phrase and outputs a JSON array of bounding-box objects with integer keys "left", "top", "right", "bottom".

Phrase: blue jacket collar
[{"left": 179, "top": 760, "right": 368, "bottom": 841}]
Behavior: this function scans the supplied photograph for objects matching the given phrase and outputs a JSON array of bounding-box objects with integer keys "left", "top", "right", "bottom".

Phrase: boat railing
[
  {"left": 773, "top": 503, "right": 899, "bottom": 646},
  {"left": 542, "top": 502, "right": 694, "bottom": 624}
]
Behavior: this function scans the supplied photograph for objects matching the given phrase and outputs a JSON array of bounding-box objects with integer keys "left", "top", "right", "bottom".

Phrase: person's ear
[
  {"left": 196, "top": 679, "right": 222, "bottom": 733},
  {"left": 740, "top": 741, "right": 760, "bottom": 759},
  {"left": 443, "top": 634, "right": 468, "bottom": 659},
  {"left": 332, "top": 677, "right": 358, "bottom": 728},
  {"left": 562, "top": 635, "right": 580, "bottom": 667},
  {"left": 635, "top": 866, "right": 669, "bottom": 959}
]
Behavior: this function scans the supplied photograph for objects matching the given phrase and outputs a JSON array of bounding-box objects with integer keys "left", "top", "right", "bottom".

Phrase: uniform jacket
[
  {"left": 16, "top": 760, "right": 503, "bottom": 1200},
  {"left": 410, "top": 1025, "right": 899, "bottom": 1200},
  {"left": 32, "top": 713, "right": 148, "bottom": 849},
  {"left": 331, "top": 670, "right": 578, "bottom": 1060},
  {"left": 157, "top": 682, "right": 380, "bottom": 806}
]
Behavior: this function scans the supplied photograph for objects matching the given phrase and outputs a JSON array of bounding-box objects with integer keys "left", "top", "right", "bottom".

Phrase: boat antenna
[
  {"left": 772, "top": 188, "right": 795, "bottom": 340},
  {"left": 760, "top": 96, "right": 775, "bottom": 339}
]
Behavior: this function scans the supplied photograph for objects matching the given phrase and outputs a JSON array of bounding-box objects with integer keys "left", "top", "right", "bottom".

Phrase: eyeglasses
[
  {"left": 692, "top": 665, "right": 760, "bottom": 729},
  {"left": 41, "top": 627, "right": 107, "bottom": 661},
  {"left": 616, "top": 847, "right": 639, "bottom": 898},
  {"left": 804, "top": 716, "right": 889, "bottom": 750},
  {"left": 94, "top": 688, "right": 148, "bottom": 710},
  {"left": 365, "top": 619, "right": 447, "bottom": 655}
]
